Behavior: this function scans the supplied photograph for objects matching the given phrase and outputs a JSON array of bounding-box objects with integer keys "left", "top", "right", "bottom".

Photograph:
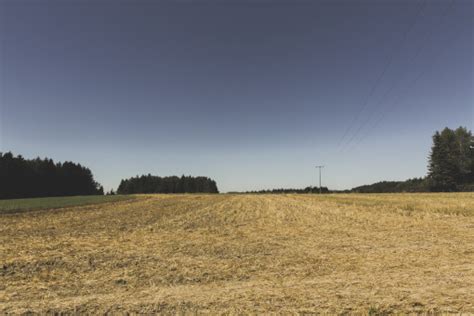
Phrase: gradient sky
[{"left": 0, "top": 0, "right": 472, "bottom": 192}]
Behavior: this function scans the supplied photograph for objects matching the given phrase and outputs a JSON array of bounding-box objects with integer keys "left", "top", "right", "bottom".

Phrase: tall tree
[{"left": 428, "top": 127, "right": 474, "bottom": 191}]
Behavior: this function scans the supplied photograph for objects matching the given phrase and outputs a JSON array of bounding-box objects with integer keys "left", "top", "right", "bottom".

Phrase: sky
[{"left": 0, "top": 0, "right": 472, "bottom": 192}]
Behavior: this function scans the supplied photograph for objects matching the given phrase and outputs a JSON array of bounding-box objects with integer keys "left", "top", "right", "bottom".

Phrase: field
[
  {"left": 0, "top": 195, "right": 134, "bottom": 214},
  {"left": 1, "top": 193, "right": 473, "bottom": 314}
]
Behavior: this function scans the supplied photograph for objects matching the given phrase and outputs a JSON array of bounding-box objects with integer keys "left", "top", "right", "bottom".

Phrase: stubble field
[{"left": 1, "top": 193, "right": 473, "bottom": 314}]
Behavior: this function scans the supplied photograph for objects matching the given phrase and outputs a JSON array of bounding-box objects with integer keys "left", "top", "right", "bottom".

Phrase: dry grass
[{"left": 1, "top": 193, "right": 473, "bottom": 314}]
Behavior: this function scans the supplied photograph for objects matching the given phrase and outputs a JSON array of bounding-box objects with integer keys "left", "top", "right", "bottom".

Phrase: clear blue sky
[{"left": 0, "top": 0, "right": 472, "bottom": 192}]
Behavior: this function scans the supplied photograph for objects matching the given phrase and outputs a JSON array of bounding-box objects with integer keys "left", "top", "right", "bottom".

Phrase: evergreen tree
[
  {"left": 0, "top": 152, "right": 104, "bottom": 199},
  {"left": 428, "top": 127, "right": 474, "bottom": 191},
  {"left": 117, "top": 174, "right": 219, "bottom": 194}
]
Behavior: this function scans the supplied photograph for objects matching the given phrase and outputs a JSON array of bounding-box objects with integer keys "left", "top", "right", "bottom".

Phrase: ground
[
  {"left": 0, "top": 195, "right": 132, "bottom": 214},
  {"left": 1, "top": 193, "right": 473, "bottom": 314}
]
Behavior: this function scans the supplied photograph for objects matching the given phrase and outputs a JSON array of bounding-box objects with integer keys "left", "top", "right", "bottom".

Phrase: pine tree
[{"left": 428, "top": 127, "right": 474, "bottom": 191}]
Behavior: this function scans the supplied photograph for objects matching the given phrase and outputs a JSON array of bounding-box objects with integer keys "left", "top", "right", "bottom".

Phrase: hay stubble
[{"left": 1, "top": 193, "right": 473, "bottom": 313}]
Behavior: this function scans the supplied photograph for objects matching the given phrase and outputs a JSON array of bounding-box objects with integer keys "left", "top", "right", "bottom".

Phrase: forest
[
  {"left": 0, "top": 153, "right": 104, "bottom": 199},
  {"left": 117, "top": 174, "right": 219, "bottom": 194}
]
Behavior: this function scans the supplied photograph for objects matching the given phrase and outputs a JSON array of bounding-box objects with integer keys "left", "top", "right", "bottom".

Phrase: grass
[
  {"left": 0, "top": 195, "right": 135, "bottom": 214},
  {"left": 1, "top": 193, "right": 473, "bottom": 313}
]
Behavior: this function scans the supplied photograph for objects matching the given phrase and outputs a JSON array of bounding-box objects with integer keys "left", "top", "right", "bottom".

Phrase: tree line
[
  {"left": 117, "top": 174, "right": 219, "bottom": 194},
  {"left": 352, "top": 127, "right": 473, "bottom": 193},
  {"left": 245, "top": 186, "right": 330, "bottom": 194},
  {"left": 0, "top": 152, "right": 104, "bottom": 199},
  {"left": 244, "top": 127, "right": 473, "bottom": 194},
  {"left": 351, "top": 178, "right": 428, "bottom": 193},
  {"left": 1, "top": 126, "right": 472, "bottom": 198}
]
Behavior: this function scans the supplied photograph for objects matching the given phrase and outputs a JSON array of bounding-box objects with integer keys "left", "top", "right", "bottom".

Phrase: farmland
[
  {"left": 1, "top": 193, "right": 473, "bottom": 313},
  {"left": 0, "top": 195, "right": 134, "bottom": 214}
]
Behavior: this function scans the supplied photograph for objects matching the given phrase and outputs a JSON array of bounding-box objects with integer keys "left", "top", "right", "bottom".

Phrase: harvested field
[{"left": 1, "top": 193, "right": 473, "bottom": 313}]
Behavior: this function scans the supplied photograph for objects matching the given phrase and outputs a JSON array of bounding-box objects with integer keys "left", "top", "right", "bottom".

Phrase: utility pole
[{"left": 315, "top": 165, "right": 324, "bottom": 194}]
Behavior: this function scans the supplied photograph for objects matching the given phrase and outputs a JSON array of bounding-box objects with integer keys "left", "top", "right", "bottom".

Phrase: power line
[
  {"left": 352, "top": 36, "right": 461, "bottom": 151},
  {"left": 342, "top": 0, "right": 456, "bottom": 152},
  {"left": 337, "top": 0, "right": 427, "bottom": 150},
  {"left": 344, "top": 0, "right": 457, "bottom": 152}
]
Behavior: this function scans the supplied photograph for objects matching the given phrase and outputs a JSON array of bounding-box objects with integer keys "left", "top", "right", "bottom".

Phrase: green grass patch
[{"left": 0, "top": 195, "right": 135, "bottom": 214}]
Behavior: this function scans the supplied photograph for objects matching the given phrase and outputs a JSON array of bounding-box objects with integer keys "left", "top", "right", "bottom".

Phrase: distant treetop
[{"left": 117, "top": 174, "right": 219, "bottom": 194}]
